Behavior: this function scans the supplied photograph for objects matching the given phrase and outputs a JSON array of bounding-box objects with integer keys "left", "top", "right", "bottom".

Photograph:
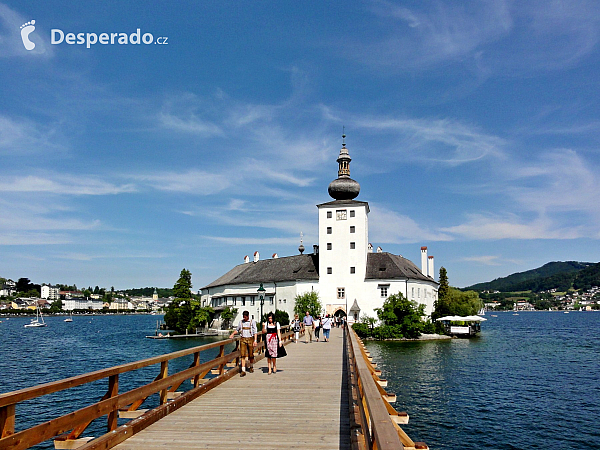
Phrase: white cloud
[
  {"left": 369, "top": 205, "right": 452, "bottom": 243},
  {"left": 0, "top": 232, "right": 71, "bottom": 245},
  {"left": 354, "top": 115, "right": 505, "bottom": 165},
  {"left": 441, "top": 214, "right": 585, "bottom": 240},
  {"left": 158, "top": 112, "right": 223, "bottom": 137},
  {"left": 0, "top": 115, "right": 64, "bottom": 155},
  {"left": 0, "top": 175, "right": 136, "bottom": 195},
  {"left": 131, "top": 170, "right": 230, "bottom": 195}
]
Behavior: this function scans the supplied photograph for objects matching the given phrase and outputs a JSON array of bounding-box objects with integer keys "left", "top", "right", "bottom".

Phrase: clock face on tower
[{"left": 336, "top": 209, "right": 347, "bottom": 220}]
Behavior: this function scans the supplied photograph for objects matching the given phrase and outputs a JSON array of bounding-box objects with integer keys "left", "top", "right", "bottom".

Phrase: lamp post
[{"left": 258, "top": 283, "right": 266, "bottom": 321}]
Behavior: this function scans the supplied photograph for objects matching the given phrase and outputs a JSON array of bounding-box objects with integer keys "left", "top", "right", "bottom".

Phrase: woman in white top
[
  {"left": 313, "top": 316, "right": 321, "bottom": 342},
  {"left": 321, "top": 314, "right": 332, "bottom": 342}
]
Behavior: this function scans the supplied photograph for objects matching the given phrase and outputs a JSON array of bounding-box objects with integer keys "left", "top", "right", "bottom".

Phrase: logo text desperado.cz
[{"left": 51, "top": 29, "right": 168, "bottom": 48}]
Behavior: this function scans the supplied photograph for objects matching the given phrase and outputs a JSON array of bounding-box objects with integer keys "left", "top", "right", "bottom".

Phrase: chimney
[
  {"left": 376, "top": 246, "right": 382, "bottom": 253},
  {"left": 313, "top": 244, "right": 319, "bottom": 254},
  {"left": 368, "top": 243, "right": 373, "bottom": 253},
  {"left": 272, "top": 253, "right": 279, "bottom": 259},
  {"left": 244, "top": 255, "right": 250, "bottom": 264},
  {"left": 421, "top": 246, "right": 428, "bottom": 276},
  {"left": 428, "top": 256, "right": 434, "bottom": 280},
  {"left": 253, "top": 251, "right": 259, "bottom": 262}
]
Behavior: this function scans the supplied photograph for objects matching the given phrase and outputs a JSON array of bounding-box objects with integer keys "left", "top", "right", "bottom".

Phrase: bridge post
[{"left": 0, "top": 404, "right": 15, "bottom": 438}]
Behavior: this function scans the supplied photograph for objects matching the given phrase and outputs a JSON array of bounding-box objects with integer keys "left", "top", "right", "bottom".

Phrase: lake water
[
  {"left": 365, "top": 311, "right": 600, "bottom": 450},
  {"left": 1, "top": 312, "right": 599, "bottom": 449},
  {"left": 0, "top": 314, "right": 230, "bottom": 449}
]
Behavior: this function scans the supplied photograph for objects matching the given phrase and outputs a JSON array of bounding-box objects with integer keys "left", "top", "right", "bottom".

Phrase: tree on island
[
  {"left": 352, "top": 293, "right": 430, "bottom": 339},
  {"left": 164, "top": 269, "right": 214, "bottom": 333},
  {"left": 432, "top": 266, "right": 482, "bottom": 324},
  {"left": 293, "top": 291, "right": 322, "bottom": 318}
]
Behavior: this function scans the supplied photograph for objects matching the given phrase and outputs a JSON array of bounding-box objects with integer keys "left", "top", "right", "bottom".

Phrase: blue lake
[
  {"left": 1, "top": 312, "right": 599, "bottom": 449},
  {"left": 366, "top": 311, "right": 600, "bottom": 450},
  {"left": 0, "top": 314, "right": 230, "bottom": 448}
]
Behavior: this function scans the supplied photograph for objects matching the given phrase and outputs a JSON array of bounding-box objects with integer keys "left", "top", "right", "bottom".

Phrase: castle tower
[{"left": 317, "top": 133, "right": 369, "bottom": 313}]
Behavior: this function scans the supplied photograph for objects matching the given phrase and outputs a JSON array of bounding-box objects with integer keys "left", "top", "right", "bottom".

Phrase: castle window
[
  {"left": 350, "top": 267, "right": 355, "bottom": 274},
  {"left": 327, "top": 243, "right": 332, "bottom": 250},
  {"left": 350, "top": 242, "right": 355, "bottom": 249},
  {"left": 327, "top": 267, "right": 332, "bottom": 274},
  {"left": 350, "top": 226, "right": 355, "bottom": 233},
  {"left": 327, "top": 227, "right": 332, "bottom": 234},
  {"left": 380, "top": 286, "right": 388, "bottom": 297},
  {"left": 327, "top": 211, "right": 332, "bottom": 219},
  {"left": 337, "top": 288, "right": 345, "bottom": 299},
  {"left": 350, "top": 210, "right": 355, "bottom": 218},
  {"left": 336, "top": 210, "right": 347, "bottom": 220}
]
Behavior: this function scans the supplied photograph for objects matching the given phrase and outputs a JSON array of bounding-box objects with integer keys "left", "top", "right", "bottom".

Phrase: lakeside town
[{"left": 0, "top": 279, "right": 169, "bottom": 314}]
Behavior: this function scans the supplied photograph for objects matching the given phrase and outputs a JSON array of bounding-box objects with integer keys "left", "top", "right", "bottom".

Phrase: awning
[{"left": 436, "top": 315, "right": 487, "bottom": 322}]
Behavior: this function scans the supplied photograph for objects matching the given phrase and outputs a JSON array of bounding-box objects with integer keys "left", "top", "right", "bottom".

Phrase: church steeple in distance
[{"left": 328, "top": 130, "right": 361, "bottom": 200}]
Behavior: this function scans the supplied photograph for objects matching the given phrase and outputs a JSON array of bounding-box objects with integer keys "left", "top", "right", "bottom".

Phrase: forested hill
[{"left": 466, "top": 261, "right": 600, "bottom": 292}]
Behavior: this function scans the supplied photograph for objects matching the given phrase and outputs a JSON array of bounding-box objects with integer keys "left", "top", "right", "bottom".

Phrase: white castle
[{"left": 200, "top": 135, "right": 438, "bottom": 325}]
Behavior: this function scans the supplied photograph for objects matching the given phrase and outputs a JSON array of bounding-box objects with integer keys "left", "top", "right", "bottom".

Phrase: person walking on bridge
[
  {"left": 303, "top": 311, "right": 314, "bottom": 343},
  {"left": 262, "top": 312, "right": 285, "bottom": 374},
  {"left": 322, "top": 314, "right": 332, "bottom": 342},
  {"left": 229, "top": 310, "right": 257, "bottom": 377}
]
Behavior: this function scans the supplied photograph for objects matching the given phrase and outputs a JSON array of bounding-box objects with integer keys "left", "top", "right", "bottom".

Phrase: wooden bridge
[{"left": 0, "top": 326, "right": 428, "bottom": 450}]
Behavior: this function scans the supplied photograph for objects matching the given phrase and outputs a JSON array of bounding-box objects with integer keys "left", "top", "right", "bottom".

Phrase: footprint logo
[{"left": 20, "top": 20, "right": 36, "bottom": 51}]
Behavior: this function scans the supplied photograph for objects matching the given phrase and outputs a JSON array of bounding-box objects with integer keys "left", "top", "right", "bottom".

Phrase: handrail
[
  {"left": 345, "top": 326, "right": 428, "bottom": 450},
  {"left": 0, "top": 326, "right": 294, "bottom": 450}
]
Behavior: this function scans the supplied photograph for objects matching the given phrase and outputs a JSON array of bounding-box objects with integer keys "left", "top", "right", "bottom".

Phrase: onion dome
[{"left": 328, "top": 132, "right": 360, "bottom": 200}]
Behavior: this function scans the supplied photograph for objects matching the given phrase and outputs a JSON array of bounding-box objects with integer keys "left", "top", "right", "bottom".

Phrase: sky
[{"left": 1, "top": 0, "right": 599, "bottom": 291}]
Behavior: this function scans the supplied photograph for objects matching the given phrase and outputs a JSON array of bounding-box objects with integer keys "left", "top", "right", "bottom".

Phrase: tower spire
[{"left": 327, "top": 131, "right": 360, "bottom": 200}]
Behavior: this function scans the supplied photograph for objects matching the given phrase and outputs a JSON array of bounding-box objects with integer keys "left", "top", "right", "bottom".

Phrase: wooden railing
[
  {"left": 0, "top": 327, "right": 294, "bottom": 450},
  {"left": 345, "top": 326, "right": 428, "bottom": 450}
]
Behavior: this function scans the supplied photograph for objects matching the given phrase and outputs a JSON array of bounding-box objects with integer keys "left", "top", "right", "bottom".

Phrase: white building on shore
[
  {"left": 200, "top": 136, "right": 438, "bottom": 326},
  {"left": 41, "top": 285, "right": 60, "bottom": 300}
]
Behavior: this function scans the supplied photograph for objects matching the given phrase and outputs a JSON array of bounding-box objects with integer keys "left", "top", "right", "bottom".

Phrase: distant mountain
[{"left": 466, "top": 261, "right": 599, "bottom": 292}]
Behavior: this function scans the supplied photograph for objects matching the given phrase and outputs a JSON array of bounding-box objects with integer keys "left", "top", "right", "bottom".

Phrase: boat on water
[
  {"left": 436, "top": 315, "right": 486, "bottom": 337},
  {"left": 64, "top": 312, "right": 73, "bottom": 322},
  {"left": 24, "top": 305, "right": 47, "bottom": 328}
]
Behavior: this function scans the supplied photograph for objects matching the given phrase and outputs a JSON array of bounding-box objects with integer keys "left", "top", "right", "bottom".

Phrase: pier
[{"left": 0, "top": 326, "right": 428, "bottom": 450}]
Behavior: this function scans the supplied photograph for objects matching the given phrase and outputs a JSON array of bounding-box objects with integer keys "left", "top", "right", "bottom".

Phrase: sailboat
[
  {"left": 64, "top": 311, "right": 73, "bottom": 322},
  {"left": 24, "top": 304, "right": 47, "bottom": 328}
]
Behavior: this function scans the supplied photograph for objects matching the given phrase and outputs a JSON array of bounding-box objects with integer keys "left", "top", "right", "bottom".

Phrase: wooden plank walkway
[{"left": 113, "top": 327, "right": 351, "bottom": 449}]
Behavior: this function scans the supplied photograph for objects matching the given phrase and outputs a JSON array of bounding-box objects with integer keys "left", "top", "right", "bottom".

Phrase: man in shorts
[{"left": 229, "top": 310, "right": 257, "bottom": 377}]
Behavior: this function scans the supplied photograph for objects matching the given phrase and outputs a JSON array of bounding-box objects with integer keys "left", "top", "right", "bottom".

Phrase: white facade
[
  {"left": 317, "top": 200, "right": 369, "bottom": 317},
  {"left": 63, "top": 298, "right": 104, "bottom": 311},
  {"left": 41, "top": 285, "right": 60, "bottom": 300}
]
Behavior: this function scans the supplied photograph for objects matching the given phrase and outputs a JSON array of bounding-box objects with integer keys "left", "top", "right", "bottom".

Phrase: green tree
[
  {"left": 49, "top": 300, "right": 63, "bottom": 313},
  {"left": 164, "top": 269, "right": 213, "bottom": 333},
  {"left": 220, "top": 306, "right": 238, "bottom": 329},
  {"left": 438, "top": 267, "right": 449, "bottom": 301},
  {"left": 293, "top": 291, "right": 322, "bottom": 318},
  {"left": 375, "top": 293, "right": 426, "bottom": 339},
  {"left": 260, "top": 310, "right": 290, "bottom": 327},
  {"left": 173, "top": 269, "right": 192, "bottom": 299}
]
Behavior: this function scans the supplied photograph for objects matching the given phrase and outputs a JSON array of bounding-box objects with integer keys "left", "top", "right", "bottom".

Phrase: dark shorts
[{"left": 240, "top": 337, "right": 254, "bottom": 358}]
